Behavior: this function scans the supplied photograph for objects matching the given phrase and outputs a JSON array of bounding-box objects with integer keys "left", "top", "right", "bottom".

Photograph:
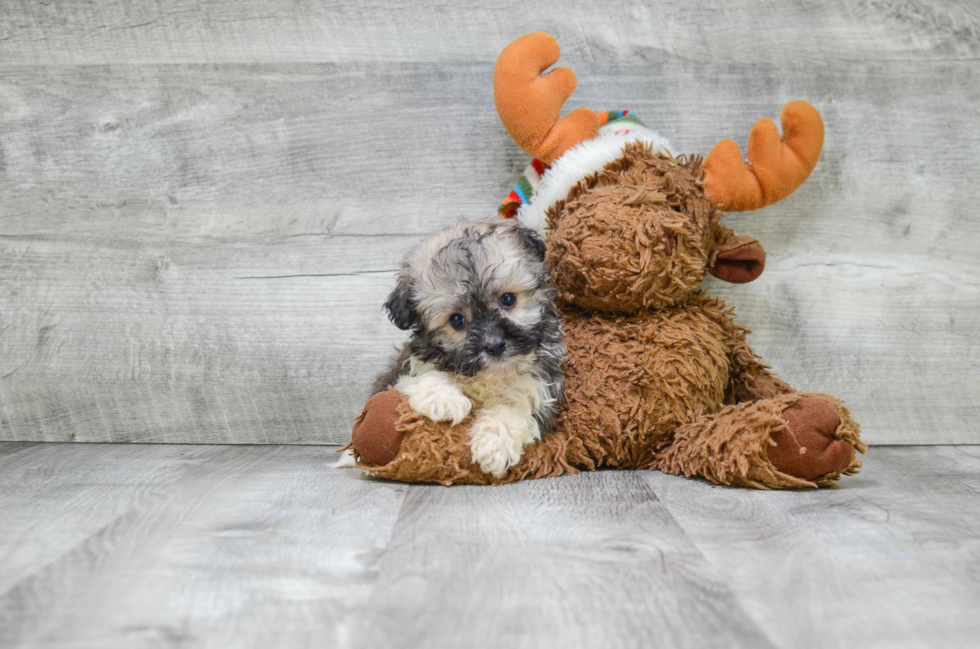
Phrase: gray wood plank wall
[{"left": 1, "top": 1, "right": 978, "bottom": 445}]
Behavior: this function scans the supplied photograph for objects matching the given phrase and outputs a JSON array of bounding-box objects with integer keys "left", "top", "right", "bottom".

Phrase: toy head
[
  {"left": 543, "top": 145, "right": 761, "bottom": 311},
  {"left": 494, "top": 32, "right": 824, "bottom": 313}
]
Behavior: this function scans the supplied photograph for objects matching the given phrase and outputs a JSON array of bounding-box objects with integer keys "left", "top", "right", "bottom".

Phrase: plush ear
[
  {"left": 383, "top": 277, "right": 418, "bottom": 330},
  {"left": 709, "top": 235, "right": 766, "bottom": 284}
]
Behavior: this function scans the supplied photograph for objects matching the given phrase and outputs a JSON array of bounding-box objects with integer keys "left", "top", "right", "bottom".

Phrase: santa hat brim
[{"left": 517, "top": 127, "right": 673, "bottom": 238}]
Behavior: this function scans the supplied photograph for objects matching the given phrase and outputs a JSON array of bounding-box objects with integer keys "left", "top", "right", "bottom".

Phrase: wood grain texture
[
  {"left": 0, "top": 442, "right": 978, "bottom": 648},
  {"left": 647, "top": 445, "right": 980, "bottom": 649},
  {"left": 0, "top": 443, "right": 225, "bottom": 595},
  {"left": 1, "top": 2, "right": 978, "bottom": 444},
  {"left": 1, "top": 0, "right": 977, "bottom": 64},
  {"left": 0, "top": 441, "right": 36, "bottom": 459},
  {"left": 0, "top": 444, "right": 409, "bottom": 648},
  {"left": 353, "top": 471, "right": 773, "bottom": 649}
]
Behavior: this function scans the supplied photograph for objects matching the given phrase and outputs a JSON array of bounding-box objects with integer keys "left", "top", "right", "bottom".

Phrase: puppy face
[{"left": 385, "top": 218, "right": 558, "bottom": 377}]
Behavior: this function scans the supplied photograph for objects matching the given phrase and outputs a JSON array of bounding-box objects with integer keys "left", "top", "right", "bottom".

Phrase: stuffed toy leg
[{"left": 349, "top": 389, "right": 862, "bottom": 488}]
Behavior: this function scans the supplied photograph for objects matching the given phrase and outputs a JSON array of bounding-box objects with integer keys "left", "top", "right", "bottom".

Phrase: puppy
[{"left": 372, "top": 217, "right": 565, "bottom": 477}]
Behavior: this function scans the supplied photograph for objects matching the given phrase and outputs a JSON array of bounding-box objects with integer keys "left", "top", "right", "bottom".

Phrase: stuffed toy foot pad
[
  {"left": 351, "top": 390, "right": 405, "bottom": 466},
  {"left": 769, "top": 396, "right": 854, "bottom": 481}
]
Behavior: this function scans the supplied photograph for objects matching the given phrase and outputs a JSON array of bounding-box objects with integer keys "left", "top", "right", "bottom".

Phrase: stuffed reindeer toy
[{"left": 347, "top": 32, "right": 865, "bottom": 488}]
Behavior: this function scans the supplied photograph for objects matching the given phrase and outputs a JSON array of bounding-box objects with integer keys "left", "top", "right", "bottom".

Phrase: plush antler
[
  {"left": 494, "top": 32, "right": 600, "bottom": 165},
  {"left": 703, "top": 101, "right": 825, "bottom": 212}
]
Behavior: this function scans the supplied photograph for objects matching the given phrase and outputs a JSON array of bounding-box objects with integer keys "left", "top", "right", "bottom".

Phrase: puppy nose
[{"left": 485, "top": 338, "right": 507, "bottom": 357}]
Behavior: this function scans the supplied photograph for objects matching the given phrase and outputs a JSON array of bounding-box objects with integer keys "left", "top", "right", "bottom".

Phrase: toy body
[
  {"left": 349, "top": 34, "right": 865, "bottom": 489},
  {"left": 357, "top": 298, "right": 860, "bottom": 487}
]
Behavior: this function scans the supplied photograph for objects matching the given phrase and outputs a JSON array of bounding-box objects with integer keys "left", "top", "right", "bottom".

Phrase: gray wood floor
[
  {"left": 1, "top": 442, "right": 977, "bottom": 648},
  {"left": 2, "top": 1, "right": 979, "bottom": 446}
]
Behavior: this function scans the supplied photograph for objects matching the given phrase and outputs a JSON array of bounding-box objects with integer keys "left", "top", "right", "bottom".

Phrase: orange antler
[
  {"left": 494, "top": 32, "right": 600, "bottom": 164},
  {"left": 703, "top": 101, "right": 825, "bottom": 212}
]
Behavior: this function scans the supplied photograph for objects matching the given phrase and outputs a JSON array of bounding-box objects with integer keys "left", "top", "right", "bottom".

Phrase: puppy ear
[
  {"left": 516, "top": 225, "right": 547, "bottom": 261},
  {"left": 383, "top": 277, "right": 418, "bottom": 330}
]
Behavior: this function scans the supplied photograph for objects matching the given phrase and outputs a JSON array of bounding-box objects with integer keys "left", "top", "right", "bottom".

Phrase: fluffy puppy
[{"left": 372, "top": 217, "right": 565, "bottom": 477}]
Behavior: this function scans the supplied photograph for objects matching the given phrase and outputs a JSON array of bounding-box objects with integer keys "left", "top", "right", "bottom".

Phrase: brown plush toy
[{"left": 348, "top": 33, "right": 865, "bottom": 488}]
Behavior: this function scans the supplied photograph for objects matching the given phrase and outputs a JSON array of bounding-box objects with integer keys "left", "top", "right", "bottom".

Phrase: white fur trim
[{"left": 517, "top": 126, "right": 672, "bottom": 238}]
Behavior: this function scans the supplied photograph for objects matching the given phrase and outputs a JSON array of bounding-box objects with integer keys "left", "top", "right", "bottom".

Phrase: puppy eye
[
  {"left": 500, "top": 292, "right": 517, "bottom": 309},
  {"left": 448, "top": 313, "right": 466, "bottom": 330}
]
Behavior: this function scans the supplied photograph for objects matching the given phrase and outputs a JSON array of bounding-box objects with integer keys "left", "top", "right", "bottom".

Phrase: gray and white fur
[{"left": 372, "top": 217, "right": 565, "bottom": 477}]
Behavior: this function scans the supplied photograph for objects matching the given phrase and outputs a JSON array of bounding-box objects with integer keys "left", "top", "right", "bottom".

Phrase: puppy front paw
[
  {"left": 468, "top": 407, "right": 535, "bottom": 478},
  {"left": 412, "top": 388, "right": 472, "bottom": 425},
  {"left": 396, "top": 373, "right": 472, "bottom": 425}
]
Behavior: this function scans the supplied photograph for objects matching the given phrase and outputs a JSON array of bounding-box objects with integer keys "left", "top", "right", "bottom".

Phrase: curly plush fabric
[{"left": 547, "top": 145, "right": 721, "bottom": 312}]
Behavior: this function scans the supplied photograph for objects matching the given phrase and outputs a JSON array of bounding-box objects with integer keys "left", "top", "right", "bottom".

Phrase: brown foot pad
[
  {"left": 769, "top": 396, "right": 853, "bottom": 481},
  {"left": 352, "top": 390, "right": 406, "bottom": 466}
]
